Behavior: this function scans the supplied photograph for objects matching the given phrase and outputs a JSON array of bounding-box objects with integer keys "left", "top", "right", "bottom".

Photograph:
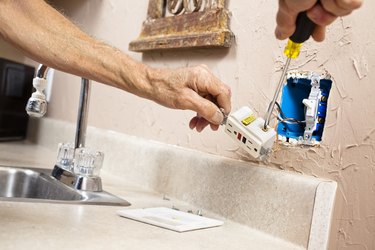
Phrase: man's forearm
[
  {"left": 0, "top": 0, "right": 231, "bottom": 131},
  {"left": 0, "top": 0, "right": 152, "bottom": 98}
]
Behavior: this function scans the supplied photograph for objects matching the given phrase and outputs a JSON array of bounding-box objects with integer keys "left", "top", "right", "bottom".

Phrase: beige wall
[
  {"left": 8, "top": 0, "right": 375, "bottom": 249},
  {"left": 0, "top": 40, "right": 37, "bottom": 67}
]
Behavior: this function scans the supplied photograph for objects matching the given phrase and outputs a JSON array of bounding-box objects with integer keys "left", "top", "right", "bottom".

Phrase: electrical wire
[
  {"left": 272, "top": 102, "right": 308, "bottom": 151},
  {"left": 275, "top": 102, "right": 305, "bottom": 125}
]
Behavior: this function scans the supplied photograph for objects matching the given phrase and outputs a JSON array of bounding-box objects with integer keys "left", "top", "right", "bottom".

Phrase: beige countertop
[{"left": 0, "top": 141, "right": 302, "bottom": 250}]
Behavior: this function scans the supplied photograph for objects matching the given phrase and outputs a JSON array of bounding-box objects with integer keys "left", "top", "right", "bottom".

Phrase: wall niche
[{"left": 129, "top": 0, "right": 233, "bottom": 52}]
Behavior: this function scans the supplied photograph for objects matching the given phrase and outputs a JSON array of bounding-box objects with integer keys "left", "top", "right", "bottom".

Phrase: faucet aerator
[{"left": 26, "top": 97, "right": 47, "bottom": 117}]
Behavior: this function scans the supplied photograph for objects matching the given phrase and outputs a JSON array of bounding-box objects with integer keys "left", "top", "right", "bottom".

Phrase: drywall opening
[{"left": 277, "top": 71, "right": 333, "bottom": 145}]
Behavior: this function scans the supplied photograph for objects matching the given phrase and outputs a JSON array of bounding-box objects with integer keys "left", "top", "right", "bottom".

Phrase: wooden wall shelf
[{"left": 129, "top": 0, "right": 233, "bottom": 52}]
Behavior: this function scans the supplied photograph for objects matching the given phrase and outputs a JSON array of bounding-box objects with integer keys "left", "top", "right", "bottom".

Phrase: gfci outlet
[{"left": 225, "top": 106, "right": 276, "bottom": 161}]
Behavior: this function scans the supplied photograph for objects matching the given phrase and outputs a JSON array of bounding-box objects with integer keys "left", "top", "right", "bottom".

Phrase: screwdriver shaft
[{"left": 263, "top": 57, "right": 291, "bottom": 129}]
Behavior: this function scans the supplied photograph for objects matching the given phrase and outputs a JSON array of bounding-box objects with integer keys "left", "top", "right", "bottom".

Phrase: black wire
[{"left": 275, "top": 102, "right": 286, "bottom": 119}]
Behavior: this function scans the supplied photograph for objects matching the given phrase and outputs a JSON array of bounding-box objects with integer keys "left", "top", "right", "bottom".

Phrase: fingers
[
  {"left": 181, "top": 65, "right": 231, "bottom": 131},
  {"left": 275, "top": 0, "right": 316, "bottom": 40},
  {"left": 275, "top": 8, "right": 296, "bottom": 40},
  {"left": 183, "top": 90, "right": 225, "bottom": 125},
  {"left": 321, "top": 0, "right": 362, "bottom": 16},
  {"left": 189, "top": 116, "right": 220, "bottom": 132},
  {"left": 278, "top": 3, "right": 335, "bottom": 42},
  {"left": 189, "top": 116, "right": 199, "bottom": 130},
  {"left": 194, "top": 65, "right": 232, "bottom": 114},
  {"left": 151, "top": 64, "right": 231, "bottom": 132},
  {"left": 182, "top": 65, "right": 231, "bottom": 132},
  {"left": 307, "top": 3, "right": 337, "bottom": 27},
  {"left": 312, "top": 24, "right": 326, "bottom": 42},
  {"left": 275, "top": 0, "right": 363, "bottom": 41}
]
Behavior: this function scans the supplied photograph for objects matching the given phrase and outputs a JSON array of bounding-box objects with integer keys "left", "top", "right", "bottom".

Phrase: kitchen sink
[{"left": 0, "top": 165, "right": 130, "bottom": 206}]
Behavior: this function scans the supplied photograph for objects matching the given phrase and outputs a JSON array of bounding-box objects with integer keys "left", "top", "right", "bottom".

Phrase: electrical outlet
[{"left": 225, "top": 106, "right": 276, "bottom": 161}]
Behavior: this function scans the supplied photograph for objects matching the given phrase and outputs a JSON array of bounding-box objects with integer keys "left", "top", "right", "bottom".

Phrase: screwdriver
[{"left": 263, "top": 10, "right": 317, "bottom": 130}]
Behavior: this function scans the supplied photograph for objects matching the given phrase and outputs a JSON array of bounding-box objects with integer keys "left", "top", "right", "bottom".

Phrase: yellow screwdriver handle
[{"left": 284, "top": 9, "right": 317, "bottom": 58}]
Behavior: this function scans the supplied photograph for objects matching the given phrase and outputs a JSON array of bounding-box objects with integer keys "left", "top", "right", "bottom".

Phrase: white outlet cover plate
[{"left": 117, "top": 207, "right": 224, "bottom": 232}]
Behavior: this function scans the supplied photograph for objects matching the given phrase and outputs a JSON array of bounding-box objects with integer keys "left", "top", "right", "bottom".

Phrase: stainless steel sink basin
[{"left": 0, "top": 165, "right": 130, "bottom": 206}]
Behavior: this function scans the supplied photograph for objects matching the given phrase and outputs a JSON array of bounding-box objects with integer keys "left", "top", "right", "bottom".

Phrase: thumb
[{"left": 185, "top": 92, "right": 224, "bottom": 125}]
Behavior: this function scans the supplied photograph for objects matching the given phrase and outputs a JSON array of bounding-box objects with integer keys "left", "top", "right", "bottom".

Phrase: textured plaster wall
[{"left": 28, "top": 0, "right": 375, "bottom": 249}]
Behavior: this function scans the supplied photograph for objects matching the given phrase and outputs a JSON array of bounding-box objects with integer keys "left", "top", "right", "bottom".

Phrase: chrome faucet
[
  {"left": 26, "top": 64, "right": 103, "bottom": 192},
  {"left": 75, "top": 78, "right": 90, "bottom": 149}
]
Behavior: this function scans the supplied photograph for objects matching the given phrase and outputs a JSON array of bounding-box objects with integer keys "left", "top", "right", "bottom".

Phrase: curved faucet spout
[
  {"left": 36, "top": 64, "right": 49, "bottom": 79},
  {"left": 26, "top": 64, "right": 91, "bottom": 150}
]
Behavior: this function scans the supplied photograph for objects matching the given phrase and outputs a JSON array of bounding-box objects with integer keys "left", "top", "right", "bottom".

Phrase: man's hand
[
  {"left": 146, "top": 65, "right": 231, "bottom": 132},
  {"left": 275, "top": 0, "right": 363, "bottom": 41}
]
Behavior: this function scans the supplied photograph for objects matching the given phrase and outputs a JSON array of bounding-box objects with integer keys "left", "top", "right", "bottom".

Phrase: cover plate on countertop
[{"left": 117, "top": 207, "right": 224, "bottom": 232}]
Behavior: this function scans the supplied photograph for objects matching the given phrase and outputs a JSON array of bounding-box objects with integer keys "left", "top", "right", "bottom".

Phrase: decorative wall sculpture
[{"left": 129, "top": 0, "right": 233, "bottom": 52}]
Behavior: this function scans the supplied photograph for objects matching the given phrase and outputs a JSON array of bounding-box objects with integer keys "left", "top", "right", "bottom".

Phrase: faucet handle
[
  {"left": 74, "top": 148, "right": 104, "bottom": 177},
  {"left": 56, "top": 143, "right": 75, "bottom": 171},
  {"left": 53, "top": 144, "right": 104, "bottom": 192}
]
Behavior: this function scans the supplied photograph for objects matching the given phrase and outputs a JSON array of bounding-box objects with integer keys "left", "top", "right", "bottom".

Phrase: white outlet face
[{"left": 224, "top": 106, "right": 276, "bottom": 160}]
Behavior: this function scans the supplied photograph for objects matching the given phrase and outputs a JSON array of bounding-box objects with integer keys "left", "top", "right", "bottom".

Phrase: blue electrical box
[{"left": 277, "top": 72, "right": 333, "bottom": 143}]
